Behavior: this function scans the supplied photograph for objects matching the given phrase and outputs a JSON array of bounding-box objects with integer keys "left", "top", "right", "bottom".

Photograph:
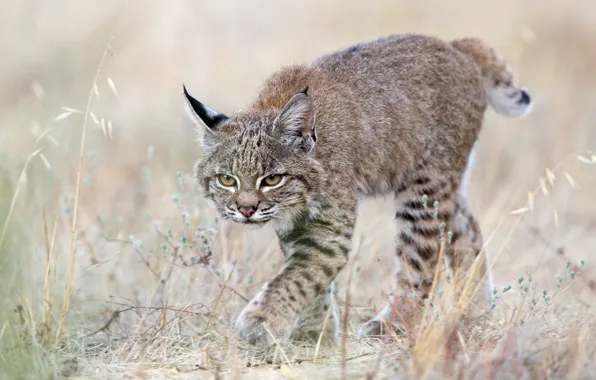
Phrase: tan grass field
[{"left": 1, "top": 1, "right": 596, "bottom": 378}]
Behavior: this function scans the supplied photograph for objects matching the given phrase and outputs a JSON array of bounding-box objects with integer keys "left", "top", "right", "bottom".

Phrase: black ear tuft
[{"left": 183, "top": 85, "right": 228, "bottom": 130}]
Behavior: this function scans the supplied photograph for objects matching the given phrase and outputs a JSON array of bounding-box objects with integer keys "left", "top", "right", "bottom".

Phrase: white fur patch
[
  {"left": 256, "top": 174, "right": 288, "bottom": 192},
  {"left": 487, "top": 85, "right": 533, "bottom": 118},
  {"left": 458, "top": 143, "right": 476, "bottom": 200},
  {"left": 183, "top": 100, "right": 219, "bottom": 151},
  {"left": 215, "top": 174, "right": 240, "bottom": 192}
]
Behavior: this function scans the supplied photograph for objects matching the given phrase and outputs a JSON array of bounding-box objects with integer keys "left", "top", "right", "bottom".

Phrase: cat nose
[
  {"left": 518, "top": 89, "right": 531, "bottom": 105},
  {"left": 238, "top": 205, "right": 257, "bottom": 218}
]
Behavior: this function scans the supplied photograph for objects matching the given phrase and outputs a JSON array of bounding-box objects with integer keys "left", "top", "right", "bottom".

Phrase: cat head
[{"left": 183, "top": 86, "right": 323, "bottom": 229}]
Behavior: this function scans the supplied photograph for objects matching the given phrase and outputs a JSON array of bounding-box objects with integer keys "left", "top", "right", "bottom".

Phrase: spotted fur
[{"left": 183, "top": 34, "right": 533, "bottom": 346}]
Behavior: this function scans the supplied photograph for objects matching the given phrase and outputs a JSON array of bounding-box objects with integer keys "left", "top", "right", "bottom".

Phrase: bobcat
[{"left": 183, "top": 34, "right": 533, "bottom": 346}]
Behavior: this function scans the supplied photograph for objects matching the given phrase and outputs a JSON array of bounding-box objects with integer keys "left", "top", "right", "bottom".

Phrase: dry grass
[{"left": 1, "top": 1, "right": 596, "bottom": 379}]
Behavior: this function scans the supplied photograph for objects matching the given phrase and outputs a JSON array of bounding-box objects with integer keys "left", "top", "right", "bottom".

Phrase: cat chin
[{"left": 236, "top": 220, "right": 269, "bottom": 231}]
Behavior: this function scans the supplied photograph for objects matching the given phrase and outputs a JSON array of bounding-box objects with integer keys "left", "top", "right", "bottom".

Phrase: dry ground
[{"left": 1, "top": 1, "right": 596, "bottom": 379}]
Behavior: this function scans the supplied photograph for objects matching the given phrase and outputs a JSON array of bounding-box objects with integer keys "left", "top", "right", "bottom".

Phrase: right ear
[{"left": 183, "top": 85, "right": 228, "bottom": 150}]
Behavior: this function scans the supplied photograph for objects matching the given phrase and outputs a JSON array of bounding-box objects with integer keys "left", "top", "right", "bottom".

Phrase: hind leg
[
  {"left": 447, "top": 197, "right": 493, "bottom": 309},
  {"left": 358, "top": 174, "right": 457, "bottom": 337}
]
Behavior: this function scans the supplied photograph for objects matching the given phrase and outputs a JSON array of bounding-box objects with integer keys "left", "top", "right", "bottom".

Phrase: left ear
[
  {"left": 273, "top": 90, "right": 317, "bottom": 153},
  {"left": 183, "top": 85, "right": 228, "bottom": 152}
]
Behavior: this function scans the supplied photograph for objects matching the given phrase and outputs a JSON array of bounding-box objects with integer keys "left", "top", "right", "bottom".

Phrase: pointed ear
[
  {"left": 273, "top": 91, "right": 317, "bottom": 153},
  {"left": 183, "top": 85, "right": 228, "bottom": 151},
  {"left": 183, "top": 85, "right": 228, "bottom": 129}
]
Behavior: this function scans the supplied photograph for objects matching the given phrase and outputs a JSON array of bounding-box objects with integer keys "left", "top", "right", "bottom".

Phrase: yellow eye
[
  {"left": 263, "top": 174, "right": 283, "bottom": 187},
  {"left": 217, "top": 174, "right": 237, "bottom": 187}
]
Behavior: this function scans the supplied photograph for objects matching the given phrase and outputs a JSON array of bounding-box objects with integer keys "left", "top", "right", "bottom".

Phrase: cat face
[{"left": 184, "top": 87, "right": 323, "bottom": 229}]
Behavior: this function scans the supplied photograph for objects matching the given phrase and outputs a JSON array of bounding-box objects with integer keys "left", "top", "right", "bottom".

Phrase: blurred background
[{"left": 1, "top": 0, "right": 595, "bottom": 376}]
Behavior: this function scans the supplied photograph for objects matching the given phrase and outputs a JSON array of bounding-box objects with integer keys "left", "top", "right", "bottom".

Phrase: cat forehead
[
  {"left": 216, "top": 126, "right": 276, "bottom": 152},
  {"left": 207, "top": 132, "right": 284, "bottom": 171},
  {"left": 214, "top": 118, "right": 287, "bottom": 153},
  {"left": 209, "top": 149, "right": 280, "bottom": 177},
  {"left": 218, "top": 112, "right": 275, "bottom": 135},
  {"left": 202, "top": 111, "right": 292, "bottom": 169}
]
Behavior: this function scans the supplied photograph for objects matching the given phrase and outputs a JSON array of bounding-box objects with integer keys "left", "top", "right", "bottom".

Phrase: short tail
[{"left": 451, "top": 37, "right": 533, "bottom": 118}]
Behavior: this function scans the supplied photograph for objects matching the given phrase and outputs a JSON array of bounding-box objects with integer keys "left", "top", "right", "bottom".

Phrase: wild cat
[{"left": 183, "top": 34, "right": 533, "bottom": 346}]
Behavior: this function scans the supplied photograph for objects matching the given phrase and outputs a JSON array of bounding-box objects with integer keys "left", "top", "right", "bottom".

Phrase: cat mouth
[
  {"left": 233, "top": 218, "right": 270, "bottom": 230},
  {"left": 231, "top": 217, "right": 271, "bottom": 225},
  {"left": 244, "top": 219, "right": 269, "bottom": 224},
  {"left": 224, "top": 207, "right": 276, "bottom": 225}
]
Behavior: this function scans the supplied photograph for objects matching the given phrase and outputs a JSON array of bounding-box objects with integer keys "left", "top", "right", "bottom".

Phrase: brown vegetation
[{"left": 1, "top": 1, "right": 595, "bottom": 378}]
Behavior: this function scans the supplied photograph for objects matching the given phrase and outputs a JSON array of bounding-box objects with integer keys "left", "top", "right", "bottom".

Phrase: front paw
[
  {"left": 235, "top": 306, "right": 270, "bottom": 346},
  {"left": 235, "top": 301, "right": 290, "bottom": 346}
]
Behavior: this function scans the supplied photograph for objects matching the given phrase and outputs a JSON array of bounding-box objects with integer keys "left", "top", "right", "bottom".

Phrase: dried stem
[{"left": 55, "top": 36, "right": 113, "bottom": 344}]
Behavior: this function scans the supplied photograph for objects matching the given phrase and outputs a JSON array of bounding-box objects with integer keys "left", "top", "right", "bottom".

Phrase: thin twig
[
  {"left": 366, "top": 344, "right": 385, "bottom": 380},
  {"left": 55, "top": 36, "right": 114, "bottom": 345},
  {"left": 102, "top": 236, "right": 134, "bottom": 245},
  {"left": 206, "top": 260, "right": 237, "bottom": 330},
  {"left": 82, "top": 307, "right": 133, "bottom": 338},
  {"left": 135, "top": 247, "right": 160, "bottom": 279},
  {"left": 206, "top": 266, "right": 249, "bottom": 303},
  {"left": 75, "top": 252, "right": 121, "bottom": 281},
  {"left": 245, "top": 352, "right": 373, "bottom": 369},
  {"left": 42, "top": 216, "right": 57, "bottom": 335},
  {"left": 341, "top": 236, "right": 364, "bottom": 380},
  {"left": 313, "top": 297, "right": 335, "bottom": 363},
  {"left": 0, "top": 147, "right": 44, "bottom": 251},
  {"left": 263, "top": 324, "right": 292, "bottom": 368},
  {"left": 106, "top": 301, "right": 211, "bottom": 316}
]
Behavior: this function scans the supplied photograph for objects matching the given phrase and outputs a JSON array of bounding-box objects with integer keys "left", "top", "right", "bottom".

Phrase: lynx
[{"left": 183, "top": 34, "right": 533, "bottom": 346}]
